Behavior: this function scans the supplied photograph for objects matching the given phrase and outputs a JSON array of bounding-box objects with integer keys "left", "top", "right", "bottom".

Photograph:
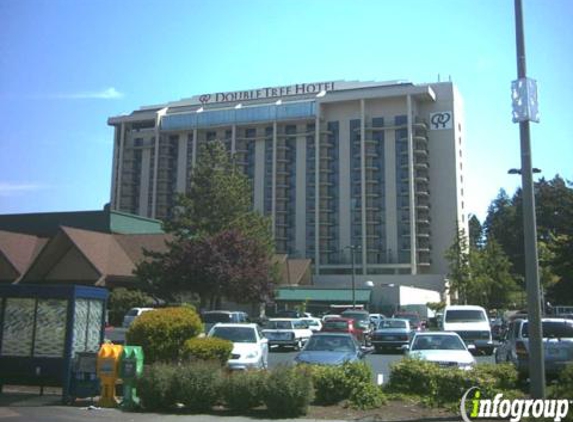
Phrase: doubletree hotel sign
[{"left": 196, "top": 81, "right": 337, "bottom": 105}]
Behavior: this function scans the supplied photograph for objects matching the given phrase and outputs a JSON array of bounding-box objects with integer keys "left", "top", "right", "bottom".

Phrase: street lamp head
[{"left": 508, "top": 168, "right": 542, "bottom": 175}]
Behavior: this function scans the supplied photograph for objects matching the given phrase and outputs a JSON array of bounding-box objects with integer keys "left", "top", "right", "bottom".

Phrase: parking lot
[
  {"left": 106, "top": 327, "right": 496, "bottom": 382},
  {"left": 268, "top": 347, "right": 495, "bottom": 383}
]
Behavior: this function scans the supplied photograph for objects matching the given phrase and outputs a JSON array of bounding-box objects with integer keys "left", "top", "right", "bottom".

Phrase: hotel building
[{"left": 108, "top": 80, "right": 466, "bottom": 294}]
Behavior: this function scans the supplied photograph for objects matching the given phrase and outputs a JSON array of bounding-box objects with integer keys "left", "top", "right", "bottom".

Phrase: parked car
[
  {"left": 490, "top": 318, "right": 507, "bottom": 341},
  {"left": 392, "top": 312, "right": 424, "bottom": 332},
  {"left": 442, "top": 305, "right": 493, "bottom": 355},
  {"left": 207, "top": 323, "right": 268, "bottom": 370},
  {"left": 340, "top": 309, "right": 373, "bottom": 345},
  {"left": 294, "top": 332, "right": 369, "bottom": 366},
  {"left": 201, "top": 310, "right": 249, "bottom": 333},
  {"left": 321, "top": 314, "right": 341, "bottom": 322},
  {"left": 276, "top": 309, "right": 304, "bottom": 318},
  {"left": 262, "top": 318, "right": 313, "bottom": 350},
  {"left": 406, "top": 332, "right": 476, "bottom": 370},
  {"left": 371, "top": 318, "right": 413, "bottom": 353},
  {"left": 494, "top": 318, "right": 573, "bottom": 381},
  {"left": 122, "top": 307, "right": 154, "bottom": 328},
  {"left": 369, "top": 313, "right": 386, "bottom": 328},
  {"left": 320, "top": 317, "right": 368, "bottom": 344},
  {"left": 301, "top": 317, "right": 323, "bottom": 333}
]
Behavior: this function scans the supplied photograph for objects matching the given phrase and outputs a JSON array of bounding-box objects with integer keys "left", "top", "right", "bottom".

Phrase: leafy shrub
[
  {"left": 387, "top": 357, "right": 438, "bottom": 397},
  {"left": 182, "top": 337, "right": 233, "bottom": 365},
  {"left": 387, "top": 358, "right": 521, "bottom": 406},
  {"left": 108, "top": 287, "right": 154, "bottom": 326},
  {"left": 126, "top": 307, "right": 203, "bottom": 364},
  {"left": 221, "top": 370, "right": 267, "bottom": 412},
  {"left": 263, "top": 365, "right": 314, "bottom": 417},
  {"left": 137, "top": 363, "right": 178, "bottom": 411},
  {"left": 471, "top": 363, "right": 518, "bottom": 391},
  {"left": 174, "top": 361, "right": 223, "bottom": 413},
  {"left": 310, "top": 361, "right": 372, "bottom": 405},
  {"left": 349, "top": 382, "right": 387, "bottom": 410},
  {"left": 548, "top": 363, "right": 573, "bottom": 422}
]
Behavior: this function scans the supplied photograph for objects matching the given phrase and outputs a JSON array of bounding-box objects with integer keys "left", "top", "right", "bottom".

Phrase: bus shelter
[{"left": 0, "top": 284, "right": 108, "bottom": 401}]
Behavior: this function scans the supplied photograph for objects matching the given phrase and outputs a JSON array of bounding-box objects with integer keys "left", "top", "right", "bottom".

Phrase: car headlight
[
  {"left": 458, "top": 363, "right": 474, "bottom": 371},
  {"left": 246, "top": 351, "right": 259, "bottom": 359}
]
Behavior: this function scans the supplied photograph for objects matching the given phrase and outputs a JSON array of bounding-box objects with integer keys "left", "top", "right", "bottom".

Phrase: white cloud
[
  {"left": 57, "top": 87, "right": 124, "bottom": 99},
  {"left": 0, "top": 182, "right": 47, "bottom": 196},
  {"left": 1, "top": 87, "right": 124, "bottom": 100}
]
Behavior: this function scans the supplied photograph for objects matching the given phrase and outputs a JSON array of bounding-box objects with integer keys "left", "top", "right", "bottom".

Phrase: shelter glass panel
[
  {"left": 33, "top": 299, "right": 68, "bottom": 357},
  {"left": 1, "top": 298, "right": 35, "bottom": 356}
]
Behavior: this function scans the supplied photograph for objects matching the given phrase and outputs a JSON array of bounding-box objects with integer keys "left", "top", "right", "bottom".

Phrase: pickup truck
[{"left": 262, "top": 318, "right": 313, "bottom": 350}]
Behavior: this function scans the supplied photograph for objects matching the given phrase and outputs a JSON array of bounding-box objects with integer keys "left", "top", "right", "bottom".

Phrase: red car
[{"left": 321, "top": 317, "right": 368, "bottom": 344}]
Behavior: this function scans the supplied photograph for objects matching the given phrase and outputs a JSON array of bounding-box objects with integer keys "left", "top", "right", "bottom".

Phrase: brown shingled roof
[
  {"left": 114, "top": 233, "right": 171, "bottom": 264},
  {"left": 60, "top": 226, "right": 134, "bottom": 277},
  {"left": 0, "top": 230, "right": 47, "bottom": 276}
]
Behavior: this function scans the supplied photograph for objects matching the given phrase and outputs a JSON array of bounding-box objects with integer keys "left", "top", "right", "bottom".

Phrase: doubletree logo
[{"left": 460, "top": 387, "right": 570, "bottom": 422}]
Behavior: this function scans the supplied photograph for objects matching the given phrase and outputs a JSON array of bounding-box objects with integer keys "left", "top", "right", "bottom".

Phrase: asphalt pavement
[
  {"left": 0, "top": 348, "right": 494, "bottom": 422},
  {"left": 268, "top": 346, "right": 495, "bottom": 384}
]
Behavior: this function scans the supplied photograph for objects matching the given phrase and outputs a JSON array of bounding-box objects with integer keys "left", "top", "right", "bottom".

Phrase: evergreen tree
[
  {"left": 444, "top": 225, "right": 471, "bottom": 304},
  {"left": 468, "top": 214, "right": 483, "bottom": 250},
  {"left": 136, "top": 140, "right": 278, "bottom": 308}
]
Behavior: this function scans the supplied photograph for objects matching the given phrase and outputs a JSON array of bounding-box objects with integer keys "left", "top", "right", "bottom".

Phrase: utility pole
[{"left": 512, "top": 0, "right": 545, "bottom": 398}]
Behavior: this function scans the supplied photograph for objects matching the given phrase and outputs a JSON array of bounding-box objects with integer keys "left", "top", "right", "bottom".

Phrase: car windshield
[
  {"left": 203, "top": 313, "right": 232, "bottom": 323},
  {"left": 211, "top": 326, "right": 256, "bottom": 343},
  {"left": 522, "top": 321, "right": 573, "bottom": 338},
  {"left": 304, "top": 335, "right": 356, "bottom": 352},
  {"left": 323, "top": 321, "right": 349, "bottom": 330},
  {"left": 303, "top": 319, "right": 319, "bottom": 327},
  {"left": 126, "top": 309, "right": 139, "bottom": 316},
  {"left": 379, "top": 320, "right": 407, "bottom": 329},
  {"left": 445, "top": 310, "right": 486, "bottom": 323},
  {"left": 411, "top": 335, "right": 465, "bottom": 351},
  {"left": 266, "top": 320, "right": 293, "bottom": 329}
]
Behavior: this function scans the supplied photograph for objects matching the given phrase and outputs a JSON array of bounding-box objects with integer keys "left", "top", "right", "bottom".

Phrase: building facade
[{"left": 108, "top": 80, "right": 466, "bottom": 293}]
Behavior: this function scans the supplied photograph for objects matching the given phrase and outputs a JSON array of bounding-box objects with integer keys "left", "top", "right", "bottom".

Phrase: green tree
[
  {"left": 469, "top": 239, "right": 517, "bottom": 309},
  {"left": 468, "top": 214, "right": 484, "bottom": 250},
  {"left": 108, "top": 288, "right": 154, "bottom": 326},
  {"left": 136, "top": 140, "right": 278, "bottom": 309},
  {"left": 484, "top": 176, "right": 573, "bottom": 304},
  {"left": 444, "top": 225, "right": 471, "bottom": 304}
]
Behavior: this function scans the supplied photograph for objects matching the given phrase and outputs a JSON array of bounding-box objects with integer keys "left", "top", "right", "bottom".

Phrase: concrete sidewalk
[{"left": 0, "top": 393, "right": 347, "bottom": 422}]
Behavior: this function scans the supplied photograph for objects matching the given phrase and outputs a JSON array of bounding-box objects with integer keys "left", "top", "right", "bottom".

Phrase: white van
[{"left": 442, "top": 305, "right": 493, "bottom": 355}]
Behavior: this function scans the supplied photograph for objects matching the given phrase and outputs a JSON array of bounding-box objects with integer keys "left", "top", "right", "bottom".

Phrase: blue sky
[{"left": 1, "top": 0, "right": 571, "bottom": 223}]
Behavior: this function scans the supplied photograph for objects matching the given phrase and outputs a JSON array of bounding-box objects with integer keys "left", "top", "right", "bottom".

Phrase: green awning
[{"left": 275, "top": 288, "right": 371, "bottom": 303}]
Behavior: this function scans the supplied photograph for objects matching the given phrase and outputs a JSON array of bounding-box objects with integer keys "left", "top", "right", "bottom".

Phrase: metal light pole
[
  {"left": 346, "top": 245, "right": 359, "bottom": 309},
  {"left": 512, "top": 0, "right": 545, "bottom": 398}
]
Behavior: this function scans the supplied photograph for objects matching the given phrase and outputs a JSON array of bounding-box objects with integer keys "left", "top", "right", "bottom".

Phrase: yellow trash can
[{"left": 97, "top": 343, "right": 123, "bottom": 407}]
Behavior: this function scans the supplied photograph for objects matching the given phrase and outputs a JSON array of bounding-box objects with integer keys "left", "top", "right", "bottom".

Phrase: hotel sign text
[{"left": 197, "top": 81, "right": 336, "bottom": 105}]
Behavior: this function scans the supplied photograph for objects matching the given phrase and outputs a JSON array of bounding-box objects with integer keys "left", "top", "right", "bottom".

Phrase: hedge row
[
  {"left": 136, "top": 361, "right": 386, "bottom": 415},
  {"left": 308, "top": 361, "right": 385, "bottom": 409},
  {"left": 136, "top": 363, "right": 313, "bottom": 416},
  {"left": 386, "top": 357, "right": 523, "bottom": 406}
]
